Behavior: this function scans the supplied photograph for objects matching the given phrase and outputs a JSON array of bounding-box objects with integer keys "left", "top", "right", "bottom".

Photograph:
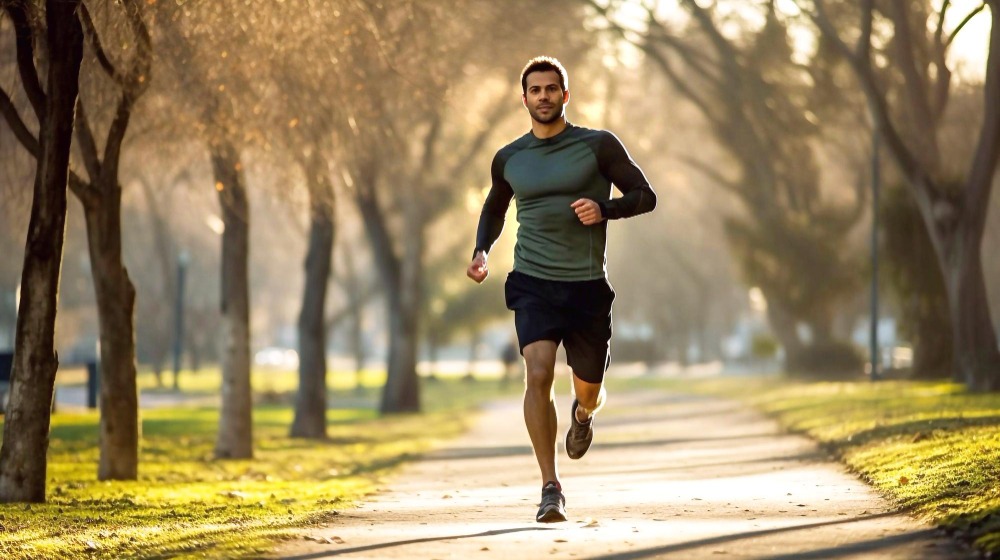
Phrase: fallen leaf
[
  {"left": 332, "top": 536, "right": 345, "bottom": 544},
  {"left": 899, "top": 476, "right": 910, "bottom": 486}
]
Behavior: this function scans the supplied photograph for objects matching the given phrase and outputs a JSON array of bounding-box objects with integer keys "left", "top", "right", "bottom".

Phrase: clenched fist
[
  {"left": 571, "top": 198, "right": 604, "bottom": 225},
  {"left": 467, "top": 251, "right": 489, "bottom": 283}
]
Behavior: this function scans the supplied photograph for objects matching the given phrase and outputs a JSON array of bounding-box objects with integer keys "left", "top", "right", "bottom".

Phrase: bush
[
  {"left": 788, "top": 340, "right": 865, "bottom": 380},
  {"left": 751, "top": 333, "right": 779, "bottom": 359}
]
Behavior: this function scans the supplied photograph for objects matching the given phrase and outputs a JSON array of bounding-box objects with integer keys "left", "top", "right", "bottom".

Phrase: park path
[{"left": 275, "top": 389, "right": 969, "bottom": 560}]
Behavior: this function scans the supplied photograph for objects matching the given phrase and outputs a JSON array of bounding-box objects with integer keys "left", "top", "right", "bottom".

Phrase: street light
[
  {"left": 869, "top": 124, "right": 882, "bottom": 381},
  {"left": 172, "top": 250, "right": 190, "bottom": 391}
]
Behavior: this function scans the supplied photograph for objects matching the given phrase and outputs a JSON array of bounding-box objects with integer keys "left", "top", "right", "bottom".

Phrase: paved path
[{"left": 275, "top": 390, "right": 969, "bottom": 559}]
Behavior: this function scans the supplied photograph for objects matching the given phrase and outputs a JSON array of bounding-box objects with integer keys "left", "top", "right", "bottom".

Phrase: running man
[{"left": 466, "top": 56, "right": 656, "bottom": 523}]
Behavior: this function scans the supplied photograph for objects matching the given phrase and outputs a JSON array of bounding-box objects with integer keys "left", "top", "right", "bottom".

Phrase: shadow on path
[
  {"left": 280, "top": 526, "right": 558, "bottom": 559},
  {"left": 586, "top": 512, "right": 913, "bottom": 560}
]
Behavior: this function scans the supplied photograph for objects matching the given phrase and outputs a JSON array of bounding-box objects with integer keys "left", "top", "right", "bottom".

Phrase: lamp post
[
  {"left": 172, "top": 250, "right": 190, "bottom": 391},
  {"left": 870, "top": 125, "right": 882, "bottom": 381}
]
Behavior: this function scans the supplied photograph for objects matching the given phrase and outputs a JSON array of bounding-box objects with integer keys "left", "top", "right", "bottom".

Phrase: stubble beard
[{"left": 529, "top": 104, "right": 564, "bottom": 125}]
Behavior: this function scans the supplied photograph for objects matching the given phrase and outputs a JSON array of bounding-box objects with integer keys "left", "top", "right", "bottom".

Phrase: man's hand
[
  {"left": 571, "top": 198, "right": 604, "bottom": 226},
  {"left": 467, "top": 251, "right": 489, "bottom": 284}
]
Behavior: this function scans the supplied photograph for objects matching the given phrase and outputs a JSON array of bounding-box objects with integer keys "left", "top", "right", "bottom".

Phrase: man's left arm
[{"left": 595, "top": 131, "right": 657, "bottom": 220}]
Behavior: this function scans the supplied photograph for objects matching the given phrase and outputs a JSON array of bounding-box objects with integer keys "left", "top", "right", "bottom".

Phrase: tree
[
  {"left": 588, "top": 0, "right": 866, "bottom": 375},
  {"left": 153, "top": 5, "right": 257, "bottom": 458},
  {"left": 1, "top": 0, "right": 151, "bottom": 482},
  {"left": 251, "top": 2, "right": 359, "bottom": 438},
  {"left": 809, "top": 0, "right": 1000, "bottom": 389},
  {"left": 0, "top": 0, "right": 84, "bottom": 502},
  {"left": 339, "top": 0, "right": 590, "bottom": 413},
  {"left": 71, "top": 0, "right": 151, "bottom": 480}
]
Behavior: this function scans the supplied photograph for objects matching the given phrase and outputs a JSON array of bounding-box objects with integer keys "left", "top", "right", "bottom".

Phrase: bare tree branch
[
  {"left": 964, "top": 1, "right": 1000, "bottom": 230},
  {"left": 0, "top": 84, "right": 39, "bottom": 158},
  {"left": 98, "top": 0, "right": 153, "bottom": 186},
  {"left": 809, "top": 0, "right": 930, "bottom": 196},
  {"left": 79, "top": 2, "right": 126, "bottom": 86},
  {"left": 642, "top": 43, "right": 726, "bottom": 132},
  {"left": 678, "top": 155, "right": 742, "bottom": 196},
  {"left": 946, "top": 3, "right": 986, "bottom": 49},
  {"left": 644, "top": 9, "right": 727, "bottom": 94},
  {"left": 889, "top": 0, "right": 937, "bottom": 138},
  {"left": 447, "top": 93, "right": 512, "bottom": 179},
  {"left": 122, "top": 0, "right": 152, "bottom": 100},
  {"left": 7, "top": 3, "right": 46, "bottom": 119},
  {"left": 74, "top": 99, "right": 102, "bottom": 182},
  {"left": 858, "top": 0, "right": 874, "bottom": 62},
  {"left": 935, "top": 0, "right": 952, "bottom": 47}
]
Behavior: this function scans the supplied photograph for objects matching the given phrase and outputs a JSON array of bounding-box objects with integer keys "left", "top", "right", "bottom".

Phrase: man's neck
[{"left": 531, "top": 117, "right": 568, "bottom": 139}]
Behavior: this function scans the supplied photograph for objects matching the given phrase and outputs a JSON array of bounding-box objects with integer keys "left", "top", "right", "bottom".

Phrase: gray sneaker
[
  {"left": 565, "top": 399, "right": 594, "bottom": 460},
  {"left": 536, "top": 481, "right": 567, "bottom": 523}
]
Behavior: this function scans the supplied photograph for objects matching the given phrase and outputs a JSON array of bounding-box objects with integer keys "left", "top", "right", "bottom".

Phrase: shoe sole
[{"left": 536, "top": 505, "right": 568, "bottom": 523}]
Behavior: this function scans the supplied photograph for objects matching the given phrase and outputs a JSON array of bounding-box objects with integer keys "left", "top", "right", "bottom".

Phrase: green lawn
[
  {"left": 670, "top": 375, "right": 1000, "bottom": 554},
  {"left": 0, "top": 375, "right": 521, "bottom": 560}
]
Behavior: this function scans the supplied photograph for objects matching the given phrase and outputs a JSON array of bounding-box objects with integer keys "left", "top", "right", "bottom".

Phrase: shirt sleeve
[
  {"left": 473, "top": 151, "right": 514, "bottom": 258},
  {"left": 595, "top": 131, "right": 656, "bottom": 220}
]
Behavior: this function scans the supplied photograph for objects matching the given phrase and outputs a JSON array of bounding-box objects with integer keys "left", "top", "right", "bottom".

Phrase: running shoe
[
  {"left": 536, "top": 481, "right": 567, "bottom": 523},
  {"left": 565, "top": 399, "right": 594, "bottom": 460}
]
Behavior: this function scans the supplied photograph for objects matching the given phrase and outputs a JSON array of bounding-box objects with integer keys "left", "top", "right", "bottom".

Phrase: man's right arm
[{"left": 468, "top": 151, "right": 514, "bottom": 283}]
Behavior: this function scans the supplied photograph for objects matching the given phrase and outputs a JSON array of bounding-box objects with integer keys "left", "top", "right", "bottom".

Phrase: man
[{"left": 466, "top": 56, "right": 656, "bottom": 523}]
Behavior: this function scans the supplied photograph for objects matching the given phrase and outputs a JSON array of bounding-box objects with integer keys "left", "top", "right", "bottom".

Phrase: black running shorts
[{"left": 504, "top": 270, "right": 615, "bottom": 383}]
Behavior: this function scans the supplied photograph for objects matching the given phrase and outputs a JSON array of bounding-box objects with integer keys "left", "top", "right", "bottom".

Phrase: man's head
[
  {"left": 520, "top": 56, "right": 569, "bottom": 125},
  {"left": 520, "top": 56, "right": 568, "bottom": 94}
]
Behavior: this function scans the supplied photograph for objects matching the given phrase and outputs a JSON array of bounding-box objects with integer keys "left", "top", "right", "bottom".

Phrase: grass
[
  {"left": 670, "top": 375, "right": 1000, "bottom": 554},
  {"left": 0, "top": 373, "right": 522, "bottom": 560}
]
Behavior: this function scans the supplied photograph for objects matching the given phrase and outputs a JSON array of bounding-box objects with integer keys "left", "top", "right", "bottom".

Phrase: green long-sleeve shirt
[{"left": 475, "top": 123, "right": 656, "bottom": 281}]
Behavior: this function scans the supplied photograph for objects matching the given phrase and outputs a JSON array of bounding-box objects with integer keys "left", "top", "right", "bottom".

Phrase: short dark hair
[{"left": 520, "top": 56, "right": 568, "bottom": 94}]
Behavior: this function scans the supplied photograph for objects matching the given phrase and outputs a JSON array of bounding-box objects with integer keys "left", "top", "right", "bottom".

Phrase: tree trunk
[
  {"left": 764, "top": 297, "right": 806, "bottom": 372},
  {"left": 379, "top": 207, "right": 423, "bottom": 414},
  {"left": 210, "top": 139, "right": 253, "bottom": 459},
  {"left": 291, "top": 152, "right": 335, "bottom": 439},
  {"left": 0, "top": 0, "right": 83, "bottom": 503},
  {"left": 82, "top": 195, "right": 140, "bottom": 480},
  {"left": 139, "top": 178, "right": 175, "bottom": 388},
  {"left": 946, "top": 235, "right": 1000, "bottom": 391},
  {"left": 909, "top": 306, "right": 953, "bottom": 379},
  {"left": 352, "top": 166, "right": 421, "bottom": 414},
  {"left": 380, "top": 288, "right": 421, "bottom": 413},
  {"left": 342, "top": 245, "right": 367, "bottom": 393}
]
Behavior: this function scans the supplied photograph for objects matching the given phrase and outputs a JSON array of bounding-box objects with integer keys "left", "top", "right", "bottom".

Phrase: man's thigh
[{"left": 564, "top": 317, "right": 611, "bottom": 383}]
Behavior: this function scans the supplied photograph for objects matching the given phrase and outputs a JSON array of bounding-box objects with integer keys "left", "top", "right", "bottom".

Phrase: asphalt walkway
[{"left": 275, "top": 389, "right": 969, "bottom": 559}]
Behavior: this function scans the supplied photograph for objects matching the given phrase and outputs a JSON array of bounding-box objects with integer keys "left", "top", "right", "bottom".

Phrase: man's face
[{"left": 523, "top": 70, "right": 568, "bottom": 125}]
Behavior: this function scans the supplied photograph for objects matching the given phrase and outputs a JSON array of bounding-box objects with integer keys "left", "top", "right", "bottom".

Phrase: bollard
[{"left": 86, "top": 361, "right": 100, "bottom": 409}]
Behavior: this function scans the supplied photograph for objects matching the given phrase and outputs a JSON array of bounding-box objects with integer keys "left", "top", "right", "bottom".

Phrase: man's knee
[{"left": 524, "top": 364, "right": 554, "bottom": 391}]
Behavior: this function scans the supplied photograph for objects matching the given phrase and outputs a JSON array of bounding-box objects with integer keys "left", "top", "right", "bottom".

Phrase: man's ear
[
  {"left": 563, "top": 89, "right": 570, "bottom": 104},
  {"left": 522, "top": 93, "right": 528, "bottom": 107}
]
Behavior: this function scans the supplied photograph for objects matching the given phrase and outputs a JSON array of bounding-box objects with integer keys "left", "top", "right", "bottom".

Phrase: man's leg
[
  {"left": 522, "top": 340, "right": 559, "bottom": 484},
  {"left": 571, "top": 373, "right": 606, "bottom": 423}
]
